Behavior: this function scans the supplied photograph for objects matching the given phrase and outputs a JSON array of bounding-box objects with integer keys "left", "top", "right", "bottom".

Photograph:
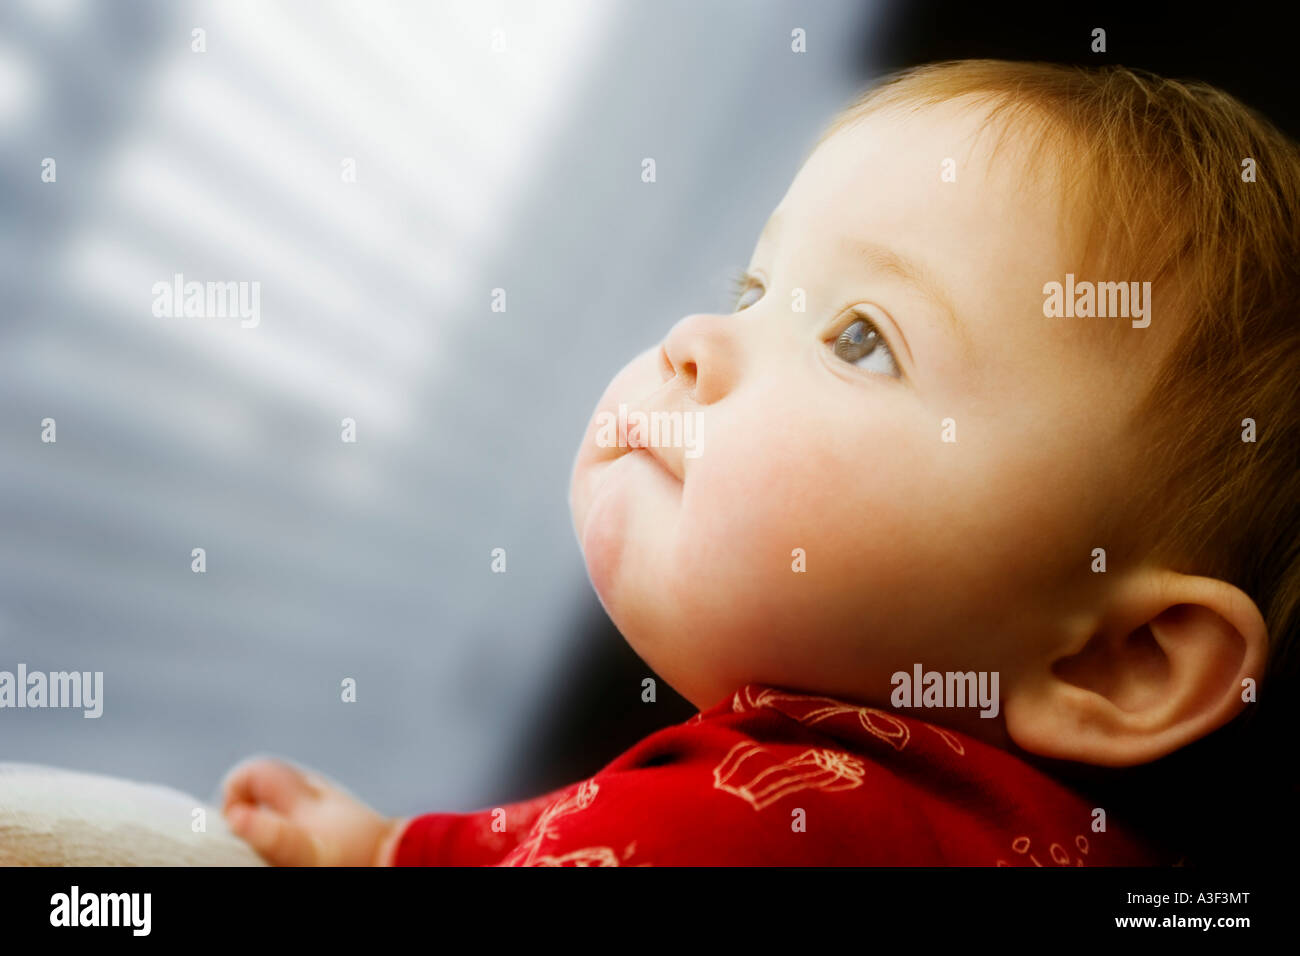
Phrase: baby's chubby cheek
[
  {"left": 673, "top": 392, "right": 891, "bottom": 618},
  {"left": 681, "top": 401, "right": 1040, "bottom": 704},
  {"left": 659, "top": 393, "right": 929, "bottom": 677}
]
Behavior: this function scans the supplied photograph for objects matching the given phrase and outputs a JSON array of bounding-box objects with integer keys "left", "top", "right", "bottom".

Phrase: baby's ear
[{"left": 1002, "top": 569, "right": 1268, "bottom": 766}]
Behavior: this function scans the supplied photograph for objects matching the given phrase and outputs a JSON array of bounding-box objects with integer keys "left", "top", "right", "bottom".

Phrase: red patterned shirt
[{"left": 391, "top": 684, "right": 1168, "bottom": 866}]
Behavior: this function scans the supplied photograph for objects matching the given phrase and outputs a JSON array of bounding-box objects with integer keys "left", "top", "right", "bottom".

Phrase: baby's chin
[
  {"left": 572, "top": 444, "right": 685, "bottom": 619},
  {"left": 575, "top": 465, "right": 629, "bottom": 606},
  {"left": 573, "top": 452, "right": 649, "bottom": 605}
]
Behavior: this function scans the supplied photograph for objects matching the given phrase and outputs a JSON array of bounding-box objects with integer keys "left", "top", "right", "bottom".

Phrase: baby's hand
[{"left": 221, "top": 757, "right": 401, "bottom": 866}]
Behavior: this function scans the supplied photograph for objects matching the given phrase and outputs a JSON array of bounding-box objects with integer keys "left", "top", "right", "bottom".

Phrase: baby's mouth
[{"left": 621, "top": 404, "right": 688, "bottom": 484}]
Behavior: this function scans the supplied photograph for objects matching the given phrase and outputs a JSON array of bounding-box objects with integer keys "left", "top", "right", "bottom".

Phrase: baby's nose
[{"left": 661, "top": 312, "right": 740, "bottom": 405}]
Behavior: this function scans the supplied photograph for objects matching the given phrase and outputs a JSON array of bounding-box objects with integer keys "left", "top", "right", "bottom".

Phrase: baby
[{"left": 221, "top": 59, "right": 1300, "bottom": 866}]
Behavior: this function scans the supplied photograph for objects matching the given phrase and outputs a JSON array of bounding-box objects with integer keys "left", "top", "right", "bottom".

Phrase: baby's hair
[{"left": 822, "top": 59, "right": 1300, "bottom": 863}]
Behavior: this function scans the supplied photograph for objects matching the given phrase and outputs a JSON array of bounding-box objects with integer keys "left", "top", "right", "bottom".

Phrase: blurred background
[{"left": 1, "top": 0, "right": 1293, "bottom": 817}]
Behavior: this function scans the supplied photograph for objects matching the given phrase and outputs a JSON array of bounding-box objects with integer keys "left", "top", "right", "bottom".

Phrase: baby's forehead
[
  {"left": 809, "top": 97, "right": 1067, "bottom": 204},
  {"left": 779, "top": 101, "right": 1073, "bottom": 268}
]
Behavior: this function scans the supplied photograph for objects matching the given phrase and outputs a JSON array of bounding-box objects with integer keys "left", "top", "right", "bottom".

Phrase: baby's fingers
[
  {"left": 221, "top": 757, "right": 315, "bottom": 815},
  {"left": 225, "top": 802, "right": 322, "bottom": 866}
]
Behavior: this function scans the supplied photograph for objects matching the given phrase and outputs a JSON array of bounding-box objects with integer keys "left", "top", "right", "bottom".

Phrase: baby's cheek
[
  {"left": 682, "top": 404, "right": 939, "bottom": 617},
  {"left": 677, "top": 436, "right": 851, "bottom": 613},
  {"left": 669, "top": 474, "right": 875, "bottom": 690}
]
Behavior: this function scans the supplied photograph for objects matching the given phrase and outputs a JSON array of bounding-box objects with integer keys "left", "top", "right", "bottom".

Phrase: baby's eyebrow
[
  {"left": 843, "top": 238, "right": 960, "bottom": 336},
  {"left": 758, "top": 210, "right": 960, "bottom": 338}
]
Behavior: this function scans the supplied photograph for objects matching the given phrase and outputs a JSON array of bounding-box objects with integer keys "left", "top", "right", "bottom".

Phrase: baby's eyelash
[{"left": 727, "top": 268, "right": 757, "bottom": 309}]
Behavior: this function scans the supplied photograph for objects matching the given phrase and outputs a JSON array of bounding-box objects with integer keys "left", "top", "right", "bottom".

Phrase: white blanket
[{"left": 0, "top": 763, "right": 265, "bottom": 866}]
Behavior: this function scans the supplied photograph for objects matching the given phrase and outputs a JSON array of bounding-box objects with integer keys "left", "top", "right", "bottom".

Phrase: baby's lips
[
  {"left": 584, "top": 397, "right": 651, "bottom": 460},
  {"left": 620, "top": 408, "right": 648, "bottom": 449}
]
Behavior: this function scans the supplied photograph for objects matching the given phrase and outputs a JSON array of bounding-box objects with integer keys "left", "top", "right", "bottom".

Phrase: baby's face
[{"left": 570, "top": 99, "right": 1169, "bottom": 727}]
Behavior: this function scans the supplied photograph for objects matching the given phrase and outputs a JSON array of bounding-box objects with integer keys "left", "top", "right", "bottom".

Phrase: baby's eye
[
  {"left": 832, "top": 314, "right": 900, "bottom": 378},
  {"left": 728, "top": 271, "right": 765, "bottom": 312}
]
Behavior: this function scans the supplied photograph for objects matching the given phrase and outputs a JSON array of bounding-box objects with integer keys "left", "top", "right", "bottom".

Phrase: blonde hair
[{"left": 823, "top": 60, "right": 1300, "bottom": 860}]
